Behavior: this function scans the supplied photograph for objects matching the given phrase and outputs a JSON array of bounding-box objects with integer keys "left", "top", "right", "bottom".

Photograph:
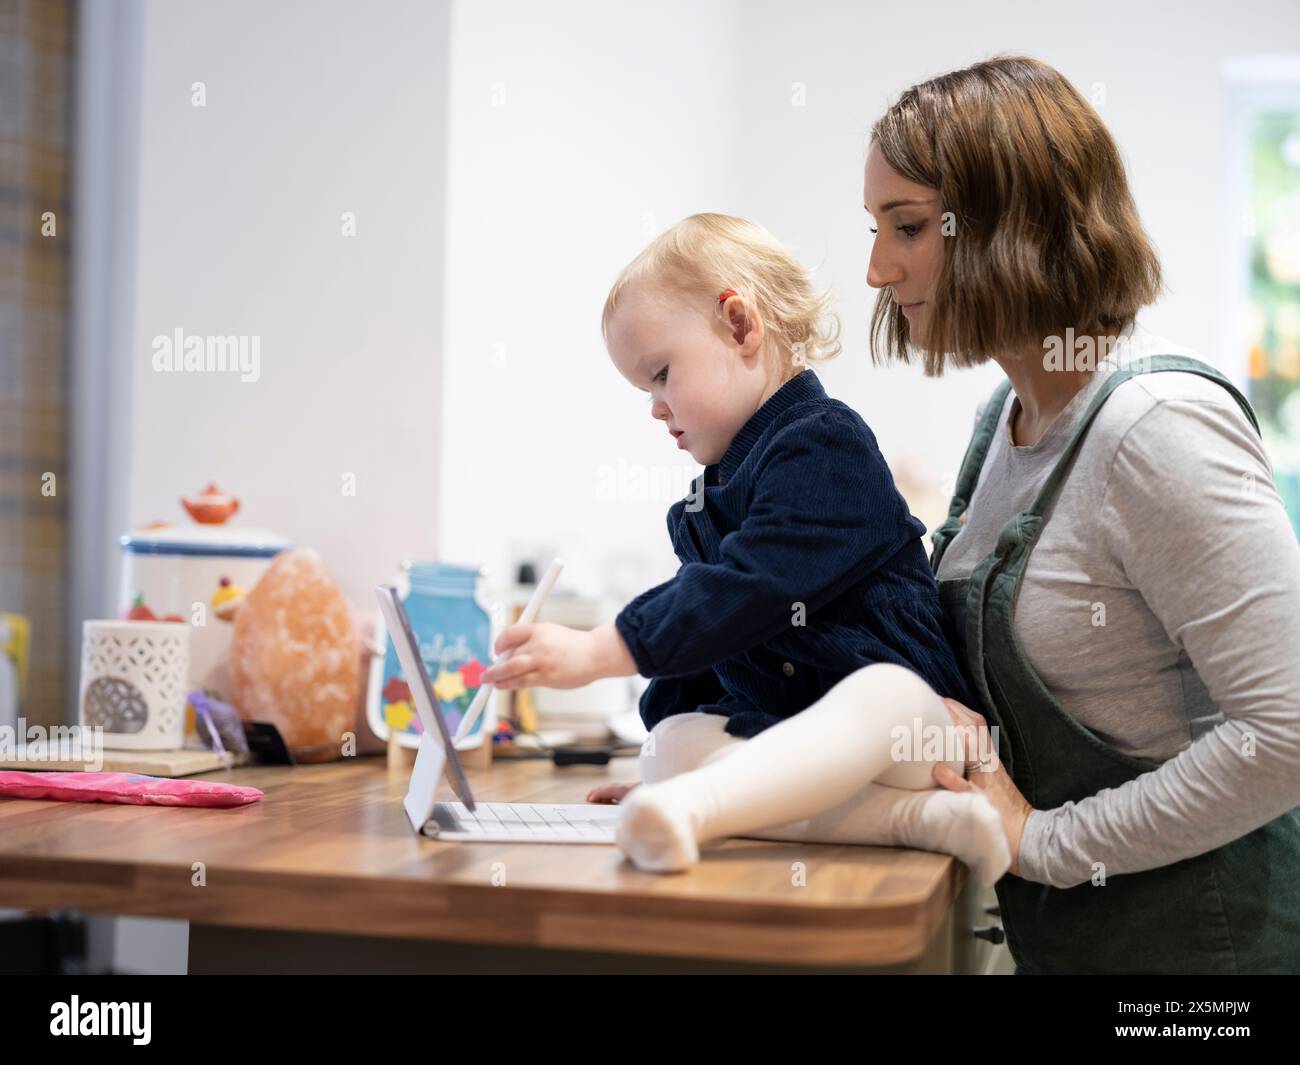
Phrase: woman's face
[{"left": 863, "top": 140, "right": 945, "bottom": 346}]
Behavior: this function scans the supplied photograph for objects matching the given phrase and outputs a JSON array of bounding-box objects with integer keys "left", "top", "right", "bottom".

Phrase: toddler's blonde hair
[{"left": 601, "top": 213, "right": 841, "bottom": 378}]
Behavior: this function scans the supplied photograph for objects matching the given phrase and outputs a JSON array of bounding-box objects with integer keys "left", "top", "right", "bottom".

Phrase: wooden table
[{"left": 0, "top": 754, "right": 1005, "bottom": 973}]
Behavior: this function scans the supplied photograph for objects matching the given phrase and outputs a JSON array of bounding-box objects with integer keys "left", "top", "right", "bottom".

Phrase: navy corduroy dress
[{"left": 614, "top": 368, "right": 974, "bottom": 739}]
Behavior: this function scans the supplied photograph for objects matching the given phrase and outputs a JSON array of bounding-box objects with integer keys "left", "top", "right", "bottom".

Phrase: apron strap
[
  {"left": 1023, "top": 354, "right": 1261, "bottom": 521},
  {"left": 929, "top": 379, "right": 1013, "bottom": 571}
]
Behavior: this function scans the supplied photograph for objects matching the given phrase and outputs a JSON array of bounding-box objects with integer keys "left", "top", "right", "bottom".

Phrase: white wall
[
  {"left": 129, "top": 0, "right": 451, "bottom": 607},
  {"left": 439, "top": 0, "right": 741, "bottom": 600},
  {"left": 124, "top": 0, "right": 1300, "bottom": 611},
  {"left": 441, "top": 0, "right": 1300, "bottom": 584},
  {"left": 733, "top": 0, "right": 1300, "bottom": 518},
  {"left": 85, "top": 0, "right": 452, "bottom": 980}
]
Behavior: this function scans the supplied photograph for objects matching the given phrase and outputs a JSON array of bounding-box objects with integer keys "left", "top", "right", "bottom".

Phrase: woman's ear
[{"left": 719, "top": 293, "right": 764, "bottom": 353}]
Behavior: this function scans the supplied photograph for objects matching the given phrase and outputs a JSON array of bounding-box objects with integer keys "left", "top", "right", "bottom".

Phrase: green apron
[{"left": 930, "top": 354, "right": 1300, "bottom": 974}]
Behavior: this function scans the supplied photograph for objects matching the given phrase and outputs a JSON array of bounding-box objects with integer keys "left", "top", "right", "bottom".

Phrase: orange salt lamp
[{"left": 228, "top": 547, "right": 358, "bottom": 763}]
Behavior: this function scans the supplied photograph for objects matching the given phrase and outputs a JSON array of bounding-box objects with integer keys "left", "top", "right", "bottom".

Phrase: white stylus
[{"left": 453, "top": 557, "right": 564, "bottom": 743}]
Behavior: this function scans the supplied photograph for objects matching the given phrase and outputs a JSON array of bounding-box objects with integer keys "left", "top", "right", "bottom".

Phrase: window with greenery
[{"left": 1245, "top": 109, "right": 1300, "bottom": 532}]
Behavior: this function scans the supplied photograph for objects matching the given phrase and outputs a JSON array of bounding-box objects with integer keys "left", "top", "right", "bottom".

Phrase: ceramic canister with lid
[{"left": 118, "top": 523, "right": 291, "bottom": 698}]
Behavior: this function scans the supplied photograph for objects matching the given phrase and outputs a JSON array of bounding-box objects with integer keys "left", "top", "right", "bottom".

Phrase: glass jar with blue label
[{"left": 367, "top": 561, "right": 492, "bottom": 748}]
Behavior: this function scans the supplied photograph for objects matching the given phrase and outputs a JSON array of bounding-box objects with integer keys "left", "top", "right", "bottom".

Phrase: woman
[
  {"left": 865, "top": 54, "right": 1300, "bottom": 974},
  {"left": 516, "top": 53, "right": 1300, "bottom": 974}
]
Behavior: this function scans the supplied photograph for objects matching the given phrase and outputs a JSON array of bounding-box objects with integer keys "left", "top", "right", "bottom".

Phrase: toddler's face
[{"left": 606, "top": 283, "right": 777, "bottom": 466}]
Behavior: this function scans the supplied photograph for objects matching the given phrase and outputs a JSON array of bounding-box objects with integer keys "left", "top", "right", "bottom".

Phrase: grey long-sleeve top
[{"left": 935, "top": 323, "right": 1300, "bottom": 888}]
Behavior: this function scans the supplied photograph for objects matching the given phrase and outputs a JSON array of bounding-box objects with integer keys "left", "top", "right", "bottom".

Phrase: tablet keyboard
[{"left": 422, "top": 800, "right": 621, "bottom": 843}]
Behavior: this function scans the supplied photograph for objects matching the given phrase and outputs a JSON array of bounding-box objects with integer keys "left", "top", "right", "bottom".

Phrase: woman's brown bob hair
[{"left": 869, "top": 54, "right": 1163, "bottom": 376}]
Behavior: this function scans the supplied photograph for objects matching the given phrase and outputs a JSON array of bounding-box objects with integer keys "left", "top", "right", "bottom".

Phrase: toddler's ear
[{"left": 720, "top": 293, "right": 763, "bottom": 351}]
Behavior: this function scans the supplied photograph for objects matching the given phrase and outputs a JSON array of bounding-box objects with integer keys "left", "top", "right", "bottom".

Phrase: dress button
[{"left": 782, "top": 661, "right": 795, "bottom": 677}]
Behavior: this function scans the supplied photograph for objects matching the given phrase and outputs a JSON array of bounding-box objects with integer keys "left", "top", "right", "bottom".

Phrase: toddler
[{"left": 482, "top": 213, "right": 1010, "bottom": 883}]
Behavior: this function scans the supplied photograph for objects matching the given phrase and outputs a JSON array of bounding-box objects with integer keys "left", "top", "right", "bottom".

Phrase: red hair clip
[{"left": 717, "top": 289, "right": 737, "bottom": 304}]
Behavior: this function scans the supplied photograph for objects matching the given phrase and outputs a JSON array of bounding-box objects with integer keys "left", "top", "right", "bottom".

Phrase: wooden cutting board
[{"left": 0, "top": 745, "right": 249, "bottom": 776}]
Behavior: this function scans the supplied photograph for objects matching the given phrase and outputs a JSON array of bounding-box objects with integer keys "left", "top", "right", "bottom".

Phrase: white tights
[{"left": 616, "top": 662, "right": 1011, "bottom": 884}]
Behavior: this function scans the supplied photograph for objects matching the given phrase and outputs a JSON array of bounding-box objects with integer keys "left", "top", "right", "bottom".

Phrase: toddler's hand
[
  {"left": 481, "top": 621, "right": 602, "bottom": 690},
  {"left": 586, "top": 782, "right": 640, "bottom": 804}
]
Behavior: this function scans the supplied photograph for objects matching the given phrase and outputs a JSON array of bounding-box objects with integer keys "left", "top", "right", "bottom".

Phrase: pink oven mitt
[{"left": 0, "top": 771, "right": 263, "bottom": 808}]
